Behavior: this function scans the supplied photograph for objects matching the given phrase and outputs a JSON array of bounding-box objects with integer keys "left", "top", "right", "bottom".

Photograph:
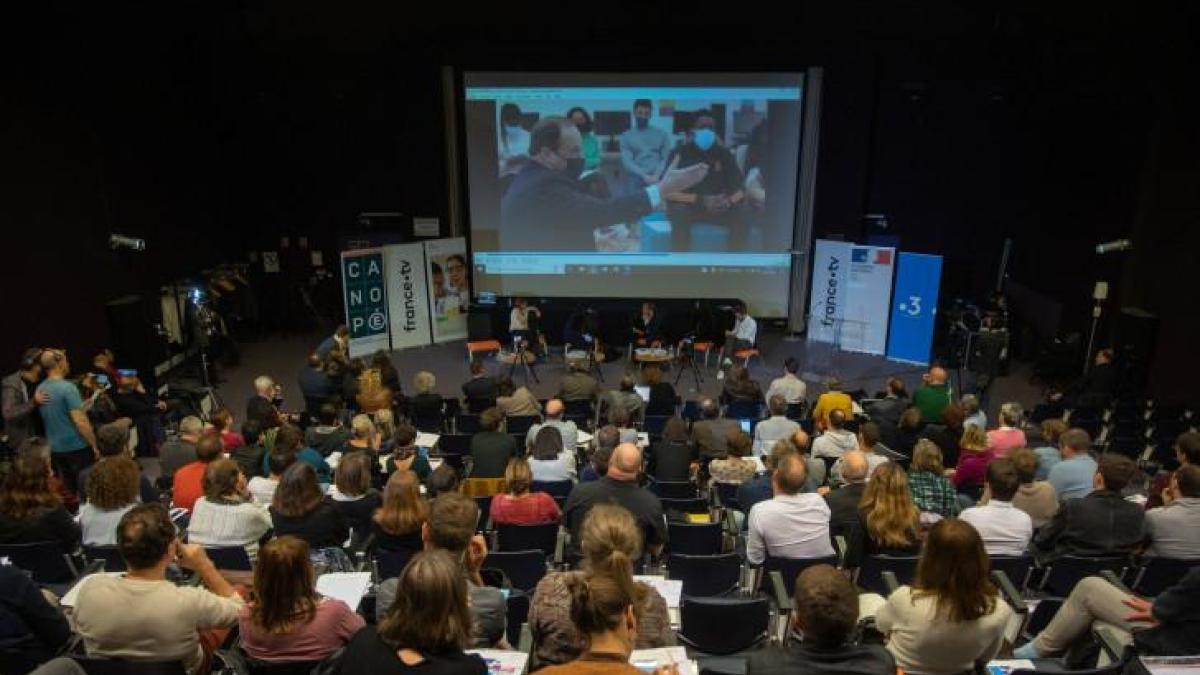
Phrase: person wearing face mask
[
  {"left": 501, "top": 116, "right": 708, "bottom": 252},
  {"left": 568, "top": 106, "right": 601, "bottom": 171},
  {"left": 497, "top": 102, "right": 532, "bottom": 176},
  {"left": 664, "top": 109, "right": 746, "bottom": 250},
  {"left": 618, "top": 98, "right": 672, "bottom": 194}
]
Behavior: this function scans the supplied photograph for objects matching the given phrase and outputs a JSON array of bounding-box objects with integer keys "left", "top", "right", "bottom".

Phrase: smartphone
[{"left": 95, "top": 374, "right": 110, "bottom": 387}]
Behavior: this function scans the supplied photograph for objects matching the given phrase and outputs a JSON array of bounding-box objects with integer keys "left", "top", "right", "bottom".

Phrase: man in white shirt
[
  {"left": 811, "top": 409, "right": 859, "bottom": 459},
  {"left": 720, "top": 302, "right": 758, "bottom": 369},
  {"left": 831, "top": 421, "right": 890, "bottom": 486},
  {"left": 525, "top": 399, "right": 579, "bottom": 453},
  {"left": 961, "top": 457, "right": 1034, "bottom": 556},
  {"left": 754, "top": 394, "right": 801, "bottom": 456},
  {"left": 1145, "top": 464, "right": 1200, "bottom": 558},
  {"left": 765, "top": 357, "right": 807, "bottom": 405},
  {"left": 747, "top": 453, "right": 836, "bottom": 564}
]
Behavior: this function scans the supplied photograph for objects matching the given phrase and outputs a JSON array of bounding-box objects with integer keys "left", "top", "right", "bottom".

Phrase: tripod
[
  {"left": 583, "top": 336, "right": 604, "bottom": 383},
  {"left": 674, "top": 339, "right": 704, "bottom": 390},
  {"left": 508, "top": 338, "right": 540, "bottom": 384}
]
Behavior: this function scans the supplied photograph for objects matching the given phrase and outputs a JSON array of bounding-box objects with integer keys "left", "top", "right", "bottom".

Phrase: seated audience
[
  {"left": 812, "top": 409, "right": 858, "bottom": 459},
  {"left": 950, "top": 425, "right": 993, "bottom": 501},
  {"left": 0, "top": 564, "right": 71, "bottom": 675},
  {"left": 907, "top": 439, "right": 961, "bottom": 518},
  {"left": 1033, "top": 419, "right": 1067, "bottom": 480},
  {"left": 1046, "top": 428, "right": 1098, "bottom": 501},
  {"left": 747, "top": 453, "right": 835, "bottom": 564},
  {"left": 564, "top": 444, "right": 667, "bottom": 557},
  {"left": 384, "top": 424, "right": 433, "bottom": 482},
  {"left": 559, "top": 360, "right": 600, "bottom": 404},
  {"left": 960, "top": 393, "right": 986, "bottom": 430},
  {"left": 647, "top": 417, "right": 692, "bottom": 483},
  {"left": 187, "top": 458, "right": 273, "bottom": 562},
  {"left": 528, "top": 425, "right": 576, "bottom": 482},
  {"left": 376, "top": 493, "right": 506, "bottom": 647},
  {"left": 709, "top": 430, "right": 758, "bottom": 485},
  {"left": 753, "top": 394, "right": 801, "bottom": 456},
  {"left": 911, "top": 366, "right": 952, "bottom": 424},
  {"left": 78, "top": 422, "right": 158, "bottom": 505},
  {"left": 1144, "top": 464, "right": 1200, "bottom": 558},
  {"left": 249, "top": 450, "right": 295, "bottom": 506},
  {"left": 530, "top": 504, "right": 672, "bottom": 667},
  {"left": 642, "top": 365, "right": 677, "bottom": 417},
  {"left": 461, "top": 359, "right": 497, "bottom": 413},
  {"left": 261, "top": 424, "right": 331, "bottom": 484},
  {"left": 238, "top": 536, "right": 365, "bottom": 664},
  {"left": 994, "top": 447, "right": 1058, "bottom": 528},
  {"left": 73, "top": 504, "right": 243, "bottom": 675},
  {"left": 866, "top": 376, "right": 907, "bottom": 430},
  {"left": 409, "top": 370, "right": 445, "bottom": 423},
  {"left": 764, "top": 356, "right": 807, "bottom": 406},
  {"left": 1148, "top": 432, "right": 1200, "bottom": 509},
  {"left": 270, "top": 463, "right": 349, "bottom": 550},
  {"left": 581, "top": 426, "right": 621, "bottom": 483},
  {"left": 894, "top": 407, "right": 925, "bottom": 458},
  {"left": 426, "top": 464, "right": 462, "bottom": 497},
  {"left": 371, "top": 470, "right": 427, "bottom": 553},
  {"left": 329, "top": 451, "right": 382, "bottom": 546},
  {"left": 356, "top": 366, "right": 393, "bottom": 415},
  {"left": 495, "top": 375, "right": 540, "bottom": 418},
  {"left": 690, "top": 398, "right": 739, "bottom": 461},
  {"left": 304, "top": 403, "right": 350, "bottom": 458},
  {"left": 340, "top": 550, "right": 487, "bottom": 674},
  {"left": 844, "top": 463, "right": 921, "bottom": 568},
  {"left": 342, "top": 414, "right": 380, "bottom": 456},
  {"left": 1034, "top": 453, "right": 1145, "bottom": 563},
  {"left": 601, "top": 376, "right": 644, "bottom": 423},
  {"left": 210, "top": 407, "right": 244, "bottom": 452},
  {"left": 721, "top": 364, "right": 763, "bottom": 405},
  {"left": 0, "top": 452, "right": 79, "bottom": 553},
  {"left": 987, "top": 402, "right": 1027, "bottom": 458},
  {"left": 1014, "top": 567, "right": 1200, "bottom": 658},
  {"left": 527, "top": 400, "right": 582, "bottom": 452},
  {"left": 811, "top": 377, "right": 853, "bottom": 430},
  {"left": 606, "top": 407, "right": 638, "bottom": 445},
  {"left": 748, "top": 564, "right": 895, "bottom": 675},
  {"left": 469, "top": 407, "right": 517, "bottom": 479},
  {"left": 824, "top": 449, "right": 870, "bottom": 539},
  {"left": 741, "top": 437, "right": 812, "bottom": 517},
  {"left": 960, "top": 457, "right": 1033, "bottom": 556},
  {"left": 172, "top": 434, "right": 223, "bottom": 512},
  {"left": 918, "top": 403, "right": 965, "bottom": 468},
  {"left": 234, "top": 419, "right": 267, "bottom": 479},
  {"left": 832, "top": 421, "right": 889, "bottom": 486},
  {"left": 159, "top": 415, "right": 204, "bottom": 484},
  {"left": 490, "top": 457, "right": 561, "bottom": 526},
  {"left": 875, "top": 519, "right": 1012, "bottom": 675},
  {"left": 79, "top": 456, "right": 141, "bottom": 546}
]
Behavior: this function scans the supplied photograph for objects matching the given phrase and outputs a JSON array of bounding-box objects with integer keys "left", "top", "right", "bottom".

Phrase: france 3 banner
[
  {"left": 384, "top": 243, "right": 434, "bottom": 350},
  {"left": 423, "top": 237, "right": 469, "bottom": 343},
  {"left": 807, "top": 240, "right": 895, "bottom": 355},
  {"left": 886, "top": 252, "right": 943, "bottom": 365},
  {"left": 340, "top": 248, "right": 392, "bottom": 358}
]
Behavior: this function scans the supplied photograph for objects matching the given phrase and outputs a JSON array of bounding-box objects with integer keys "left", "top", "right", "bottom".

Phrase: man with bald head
[
  {"left": 747, "top": 453, "right": 835, "bottom": 564},
  {"left": 824, "top": 450, "right": 871, "bottom": 539},
  {"left": 563, "top": 442, "right": 667, "bottom": 555},
  {"left": 525, "top": 398, "right": 578, "bottom": 452},
  {"left": 500, "top": 115, "right": 708, "bottom": 251},
  {"left": 912, "top": 366, "right": 952, "bottom": 424}
]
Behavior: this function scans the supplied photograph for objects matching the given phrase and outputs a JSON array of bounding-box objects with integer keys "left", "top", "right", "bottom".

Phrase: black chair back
[
  {"left": 496, "top": 522, "right": 559, "bottom": 558},
  {"left": 467, "top": 398, "right": 496, "bottom": 414},
  {"left": 506, "top": 416, "right": 540, "bottom": 435},
  {"left": 83, "top": 545, "right": 126, "bottom": 572},
  {"left": 204, "top": 545, "right": 252, "bottom": 571},
  {"left": 1128, "top": 557, "right": 1200, "bottom": 597},
  {"left": 659, "top": 497, "right": 709, "bottom": 515},
  {"left": 74, "top": 657, "right": 188, "bottom": 675},
  {"left": 989, "top": 555, "right": 1035, "bottom": 591},
  {"left": 856, "top": 554, "right": 919, "bottom": 596},
  {"left": 246, "top": 658, "right": 326, "bottom": 675},
  {"left": 473, "top": 496, "right": 494, "bottom": 532},
  {"left": 650, "top": 480, "right": 698, "bottom": 499},
  {"left": 644, "top": 415, "right": 671, "bottom": 435},
  {"left": 456, "top": 414, "right": 481, "bottom": 434},
  {"left": 668, "top": 553, "right": 742, "bottom": 597},
  {"left": 713, "top": 482, "right": 742, "bottom": 511},
  {"left": 0, "top": 541, "right": 78, "bottom": 584},
  {"left": 725, "top": 401, "right": 761, "bottom": 420},
  {"left": 374, "top": 547, "right": 416, "bottom": 581},
  {"left": 762, "top": 554, "right": 840, "bottom": 596},
  {"left": 678, "top": 596, "right": 769, "bottom": 655},
  {"left": 564, "top": 399, "right": 593, "bottom": 418},
  {"left": 483, "top": 550, "right": 547, "bottom": 592},
  {"left": 1039, "top": 555, "right": 1128, "bottom": 597},
  {"left": 681, "top": 400, "right": 701, "bottom": 421},
  {"left": 530, "top": 480, "right": 573, "bottom": 498},
  {"left": 667, "top": 522, "right": 722, "bottom": 556},
  {"left": 785, "top": 402, "right": 805, "bottom": 421},
  {"left": 438, "top": 434, "right": 472, "bottom": 455}
]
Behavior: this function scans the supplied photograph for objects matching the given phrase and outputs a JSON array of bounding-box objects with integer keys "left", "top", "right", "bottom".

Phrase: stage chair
[
  {"left": 733, "top": 347, "right": 762, "bottom": 368},
  {"left": 692, "top": 341, "right": 715, "bottom": 368},
  {"left": 466, "top": 339, "right": 502, "bottom": 362}
]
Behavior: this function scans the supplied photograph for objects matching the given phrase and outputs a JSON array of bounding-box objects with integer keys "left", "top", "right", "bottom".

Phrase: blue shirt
[
  {"left": 37, "top": 378, "right": 87, "bottom": 452},
  {"left": 1047, "top": 453, "right": 1097, "bottom": 501},
  {"left": 1033, "top": 446, "right": 1063, "bottom": 481},
  {"left": 262, "top": 446, "right": 331, "bottom": 484}
]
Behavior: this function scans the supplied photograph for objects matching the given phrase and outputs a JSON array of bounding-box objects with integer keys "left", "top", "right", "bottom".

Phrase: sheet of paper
[
  {"left": 316, "top": 572, "right": 372, "bottom": 611},
  {"left": 467, "top": 648, "right": 529, "bottom": 675},
  {"left": 416, "top": 432, "right": 440, "bottom": 448},
  {"left": 631, "top": 647, "right": 696, "bottom": 675},
  {"left": 61, "top": 572, "right": 123, "bottom": 607},
  {"left": 986, "top": 660, "right": 1036, "bottom": 675},
  {"left": 634, "top": 575, "right": 682, "bottom": 609},
  {"left": 1139, "top": 656, "right": 1200, "bottom": 675}
]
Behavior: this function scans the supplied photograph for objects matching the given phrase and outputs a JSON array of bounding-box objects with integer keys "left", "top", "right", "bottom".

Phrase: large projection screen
[{"left": 462, "top": 72, "right": 808, "bottom": 317}]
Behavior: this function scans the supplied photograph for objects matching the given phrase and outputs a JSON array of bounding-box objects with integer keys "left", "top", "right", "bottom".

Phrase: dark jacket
[
  {"left": 1, "top": 372, "right": 39, "bottom": 448},
  {"left": 468, "top": 432, "right": 517, "bottom": 479},
  {"left": 1136, "top": 567, "right": 1200, "bottom": 655},
  {"left": 270, "top": 501, "right": 349, "bottom": 550},
  {"left": 0, "top": 506, "right": 80, "bottom": 554},
  {"left": 649, "top": 440, "right": 692, "bottom": 483},
  {"left": 246, "top": 395, "right": 281, "bottom": 430},
  {"left": 297, "top": 366, "right": 335, "bottom": 410},
  {"left": 646, "top": 383, "right": 678, "bottom": 417},
  {"left": 305, "top": 426, "right": 351, "bottom": 457},
  {"left": 865, "top": 395, "right": 907, "bottom": 430},
  {"left": 1033, "top": 489, "right": 1145, "bottom": 562},
  {"left": 500, "top": 163, "right": 654, "bottom": 252},
  {"left": 462, "top": 376, "right": 498, "bottom": 411},
  {"left": 0, "top": 564, "right": 71, "bottom": 674},
  {"left": 564, "top": 477, "right": 667, "bottom": 553},
  {"left": 748, "top": 640, "right": 896, "bottom": 675},
  {"left": 824, "top": 483, "right": 867, "bottom": 541}
]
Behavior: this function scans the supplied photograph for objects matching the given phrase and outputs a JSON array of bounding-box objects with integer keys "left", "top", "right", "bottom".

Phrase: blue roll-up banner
[{"left": 886, "top": 252, "right": 943, "bottom": 365}]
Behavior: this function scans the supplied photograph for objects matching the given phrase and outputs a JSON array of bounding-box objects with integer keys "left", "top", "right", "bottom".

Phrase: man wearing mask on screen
[
  {"left": 501, "top": 116, "right": 708, "bottom": 252},
  {"left": 619, "top": 98, "right": 672, "bottom": 193},
  {"left": 665, "top": 109, "right": 746, "bottom": 250}
]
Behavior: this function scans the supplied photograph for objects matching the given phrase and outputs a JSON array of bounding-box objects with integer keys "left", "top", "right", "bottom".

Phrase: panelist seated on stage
[
  {"left": 631, "top": 301, "right": 664, "bottom": 347},
  {"left": 499, "top": 116, "right": 708, "bottom": 252},
  {"left": 508, "top": 298, "right": 547, "bottom": 355},
  {"left": 563, "top": 308, "right": 605, "bottom": 359},
  {"left": 721, "top": 302, "right": 758, "bottom": 367}
]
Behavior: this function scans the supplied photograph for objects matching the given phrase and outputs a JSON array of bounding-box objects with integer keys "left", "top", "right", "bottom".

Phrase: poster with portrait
[{"left": 424, "top": 237, "right": 469, "bottom": 343}]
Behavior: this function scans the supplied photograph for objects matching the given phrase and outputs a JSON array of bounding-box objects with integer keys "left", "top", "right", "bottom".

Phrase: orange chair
[
  {"left": 733, "top": 348, "right": 762, "bottom": 368},
  {"left": 692, "top": 341, "right": 715, "bottom": 368},
  {"left": 466, "top": 339, "right": 502, "bottom": 362}
]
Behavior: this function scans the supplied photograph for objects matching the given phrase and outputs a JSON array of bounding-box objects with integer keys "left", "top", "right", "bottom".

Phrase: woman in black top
[
  {"left": 329, "top": 451, "right": 382, "bottom": 547},
  {"left": 0, "top": 452, "right": 80, "bottom": 554},
  {"left": 408, "top": 371, "right": 445, "bottom": 428},
  {"left": 270, "top": 463, "right": 349, "bottom": 550},
  {"left": 338, "top": 550, "right": 486, "bottom": 674},
  {"left": 892, "top": 407, "right": 926, "bottom": 459},
  {"left": 642, "top": 365, "right": 678, "bottom": 417},
  {"left": 648, "top": 417, "right": 693, "bottom": 482},
  {"left": 371, "top": 471, "right": 427, "bottom": 552}
]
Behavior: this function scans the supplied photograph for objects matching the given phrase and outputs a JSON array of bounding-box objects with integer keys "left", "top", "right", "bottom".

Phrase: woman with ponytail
[
  {"left": 528, "top": 504, "right": 673, "bottom": 667},
  {"left": 535, "top": 571, "right": 678, "bottom": 675}
]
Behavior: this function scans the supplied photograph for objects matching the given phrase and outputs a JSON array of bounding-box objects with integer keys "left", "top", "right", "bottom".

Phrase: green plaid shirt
[{"left": 908, "top": 470, "right": 961, "bottom": 517}]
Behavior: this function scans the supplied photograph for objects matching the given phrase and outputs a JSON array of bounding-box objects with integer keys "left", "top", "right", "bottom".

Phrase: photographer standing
[
  {"left": 110, "top": 370, "right": 168, "bottom": 457},
  {"left": 2, "top": 348, "right": 47, "bottom": 448}
]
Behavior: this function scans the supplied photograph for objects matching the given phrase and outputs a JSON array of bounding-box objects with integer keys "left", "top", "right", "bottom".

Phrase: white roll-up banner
[
  {"left": 424, "top": 237, "right": 469, "bottom": 343},
  {"left": 807, "top": 239, "right": 895, "bottom": 355},
  {"left": 384, "top": 243, "right": 433, "bottom": 350},
  {"left": 341, "top": 248, "right": 393, "bottom": 358}
]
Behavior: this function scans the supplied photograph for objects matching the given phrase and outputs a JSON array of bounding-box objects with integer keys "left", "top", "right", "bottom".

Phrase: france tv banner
[
  {"left": 808, "top": 240, "right": 895, "bottom": 355},
  {"left": 886, "top": 252, "right": 943, "bottom": 365},
  {"left": 341, "top": 248, "right": 392, "bottom": 358},
  {"left": 424, "top": 237, "right": 469, "bottom": 343},
  {"left": 384, "top": 243, "right": 434, "bottom": 350}
]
